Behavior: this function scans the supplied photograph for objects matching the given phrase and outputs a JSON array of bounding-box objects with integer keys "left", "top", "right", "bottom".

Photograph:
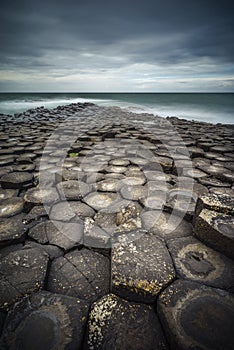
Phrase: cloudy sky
[{"left": 0, "top": 0, "right": 233, "bottom": 92}]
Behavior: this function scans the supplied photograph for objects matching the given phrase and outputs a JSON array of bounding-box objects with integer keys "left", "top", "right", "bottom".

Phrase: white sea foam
[{"left": 0, "top": 93, "right": 233, "bottom": 124}]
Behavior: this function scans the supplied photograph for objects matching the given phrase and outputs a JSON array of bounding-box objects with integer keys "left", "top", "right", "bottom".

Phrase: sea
[{"left": 0, "top": 93, "right": 233, "bottom": 124}]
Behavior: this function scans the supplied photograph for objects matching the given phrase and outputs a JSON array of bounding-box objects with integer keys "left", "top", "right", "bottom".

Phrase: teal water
[{"left": 0, "top": 93, "right": 233, "bottom": 124}]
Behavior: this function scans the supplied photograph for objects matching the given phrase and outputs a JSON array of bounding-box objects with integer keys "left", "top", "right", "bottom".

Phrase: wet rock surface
[
  {"left": 85, "top": 293, "right": 168, "bottom": 350},
  {"left": 0, "top": 245, "right": 49, "bottom": 310},
  {"left": 0, "top": 102, "right": 233, "bottom": 348},
  {"left": 0, "top": 291, "right": 89, "bottom": 350},
  {"left": 158, "top": 280, "right": 234, "bottom": 350},
  {"left": 111, "top": 233, "right": 175, "bottom": 302},
  {"left": 47, "top": 248, "right": 110, "bottom": 303}
]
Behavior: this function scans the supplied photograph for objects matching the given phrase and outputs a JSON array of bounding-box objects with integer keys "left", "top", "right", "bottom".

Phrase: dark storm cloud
[
  {"left": 0, "top": 0, "right": 233, "bottom": 91},
  {"left": 1, "top": 0, "right": 234, "bottom": 67}
]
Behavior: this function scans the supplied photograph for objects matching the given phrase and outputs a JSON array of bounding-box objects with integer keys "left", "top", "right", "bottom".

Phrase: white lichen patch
[{"left": 88, "top": 294, "right": 118, "bottom": 348}]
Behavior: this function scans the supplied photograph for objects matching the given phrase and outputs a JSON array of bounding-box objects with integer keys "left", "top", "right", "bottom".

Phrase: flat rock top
[{"left": 0, "top": 103, "right": 233, "bottom": 349}]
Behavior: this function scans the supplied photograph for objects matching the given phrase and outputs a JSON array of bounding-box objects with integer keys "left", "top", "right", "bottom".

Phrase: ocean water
[{"left": 0, "top": 93, "right": 233, "bottom": 124}]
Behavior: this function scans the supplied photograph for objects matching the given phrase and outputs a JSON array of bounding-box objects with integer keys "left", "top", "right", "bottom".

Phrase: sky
[{"left": 0, "top": 0, "right": 234, "bottom": 92}]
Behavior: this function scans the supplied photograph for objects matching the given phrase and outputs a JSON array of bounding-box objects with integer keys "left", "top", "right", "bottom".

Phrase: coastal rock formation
[{"left": 0, "top": 102, "right": 233, "bottom": 349}]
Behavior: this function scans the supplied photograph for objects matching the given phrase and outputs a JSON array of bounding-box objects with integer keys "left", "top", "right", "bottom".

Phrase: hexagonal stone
[
  {"left": 0, "top": 172, "right": 33, "bottom": 189},
  {"left": 29, "top": 220, "right": 83, "bottom": 251},
  {"left": 111, "top": 233, "right": 175, "bottom": 303},
  {"left": 209, "top": 187, "right": 234, "bottom": 196},
  {"left": 22, "top": 205, "right": 48, "bottom": 224},
  {"left": 199, "top": 176, "right": 230, "bottom": 188},
  {"left": 85, "top": 293, "right": 168, "bottom": 350},
  {"left": 24, "top": 187, "right": 59, "bottom": 211},
  {"left": 120, "top": 185, "right": 147, "bottom": 201},
  {"left": 116, "top": 202, "right": 141, "bottom": 225},
  {"left": 47, "top": 248, "right": 110, "bottom": 303},
  {"left": 50, "top": 201, "right": 95, "bottom": 221},
  {"left": 139, "top": 191, "right": 166, "bottom": 210},
  {"left": 0, "top": 198, "right": 24, "bottom": 218},
  {"left": 141, "top": 211, "right": 193, "bottom": 241},
  {"left": 198, "top": 164, "right": 232, "bottom": 182},
  {"left": 196, "top": 193, "right": 234, "bottom": 216},
  {"left": 84, "top": 217, "right": 111, "bottom": 248},
  {"left": 183, "top": 168, "right": 207, "bottom": 178},
  {"left": 110, "top": 158, "right": 130, "bottom": 166},
  {"left": 83, "top": 192, "right": 118, "bottom": 211},
  {"left": 0, "top": 214, "right": 26, "bottom": 246},
  {"left": 0, "top": 291, "right": 89, "bottom": 350},
  {"left": 165, "top": 189, "right": 197, "bottom": 220},
  {"left": 0, "top": 189, "right": 18, "bottom": 201},
  {"left": 24, "top": 241, "right": 63, "bottom": 260},
  {"left": 0, "top": 245, "right": 49, "bottom": 310},
  {"left": 94, "top": 211, "right": 117, "bottom": 228},
  {"left": 120, "top": 175, "right": 146, "bottom": 186},
  {"left": 158, "top": 280, "right": 234, "bottom": 350},
  {"left": 105, "top": 165, "right": 128, "bottom": 173},
  {"left": 167, "top": 236, "right": 234, "bottom": 290},
  {"left": 194, "top": 208, "right": 234, "bottom": 259},
  {"left": 56, "top": 180, "right": 91, "bottom": 200},
  {"left": 95, "top": 178, "right": 119, "bottom": 192},
  {"left": 13, "top": 163, "right": 35, "bottom": 172}
]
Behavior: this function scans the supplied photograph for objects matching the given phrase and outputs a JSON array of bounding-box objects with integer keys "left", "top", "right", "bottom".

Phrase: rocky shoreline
[{"left": 0, "top": 102, "right": 233, "bottom": 349}]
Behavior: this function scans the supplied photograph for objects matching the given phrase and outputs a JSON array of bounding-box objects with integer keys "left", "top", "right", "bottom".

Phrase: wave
[{"left": 0, "top": 93, "right": 233, "bottom": 124}]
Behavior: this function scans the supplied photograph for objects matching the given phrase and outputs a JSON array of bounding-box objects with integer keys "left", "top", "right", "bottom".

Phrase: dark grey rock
[
  {"left": 22, "top": 205, "right": 48, "bottom": 224},
  {"left": 0, "top": 198, "right": 24, "bottom": 218},
  {"left": 0, "top": 312, "right": 6, "bottom": 337},
  {"left": 0, "top": 172, "right": 33, "bottom": 189},
  {"left": 95, "top": 178, "right": 120, "bottom": 192},
  {"left": 50, "top": 200, "right": 95, "bottom": 221},
  {"left": 24, "top": 241, "right": 63, "bottom": 260},
  {"left": 111, "top": 233, "right": 175, "bottom": 302},
  {"left": 0, "top": 214, "right": 26, "bottom": 245},
  {"left": 83, "top": 192, "right": 118, "bottom": 211},
  {"left": 158, "top": 280, "right": 234, "bottom": 350},
  {"left": 29, "top": 220, "right": 83, "bottom": 251},
  {"left": 195, "top": 193, "right": 234, "bottom": 216},
  {"left": 24, "top": 187, "right": 59, "bottom": 211},
  {"left": 47, "top": 248, "right": 110, "bottom": 303},
  {"left": 194, "top": 208, "right": 234, "bottom": 260},
  {"left": 0, "top": 291, "right": 89, "bottom": 350},
  {"left": 168, "top": 236, "right": 234, "bottom": 291},
  {"left": 84, "top": 217, "right": 111, "bottom": 248},
  {"left": 120, "top": 184, "right": 147, "bottom": 201},
  {"left": 56, "top": 180, "right": 91, "bottom": 200},
  {"left": 0, "top": 189, "right": 18, "bottom": 201},
  {"left": 0, "top": 245, "right": 49, "bottom": 310},
  {"left": 85, "top": 293, "right": 168, "bottom": 350},
  {"left": 141, "top": 211, "right": 193, "bottom": 241}
]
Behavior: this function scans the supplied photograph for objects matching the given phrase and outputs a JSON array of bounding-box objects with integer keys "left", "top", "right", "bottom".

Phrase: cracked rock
[
  {"left": 29, "top": 220, "right": 83, "bottom": 251},
  {"left": 111, "top": 233, "right": 175, "bottom": 303},
  {"left": 56, "top": 180, "right": 91, "bottom": 200},
  {"left": 50, "top": 201, "right": 95, "bottom": 221},
  {"left": 85, "top": 293, "right": 168, "bottom": 350},
  {"left": 0, "top": 245, "right": 49, "bottom": 310},
  {"left": 47, "top": 248, "right": 110, "bottom": 303}
]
